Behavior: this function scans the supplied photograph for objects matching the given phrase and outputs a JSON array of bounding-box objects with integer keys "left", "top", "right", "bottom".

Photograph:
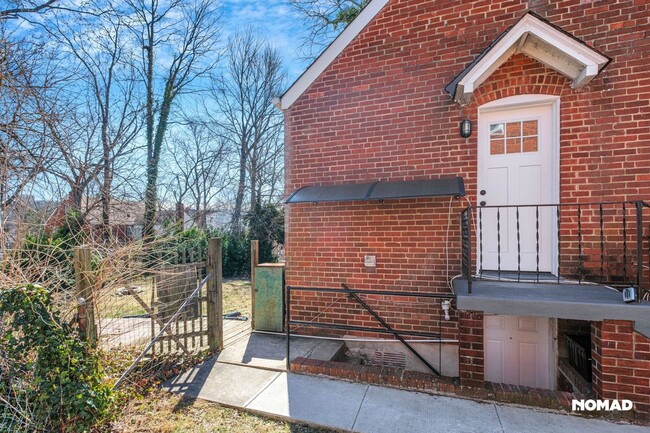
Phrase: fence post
[
  {"left": 250, "top": 240, "right": 259, "bottom": 330},
  {"left": 74, "top": 246, "right": 97, "bottom": 343},
  {"left": 207, "top": 238, "right": 223, "bottom": 352}
]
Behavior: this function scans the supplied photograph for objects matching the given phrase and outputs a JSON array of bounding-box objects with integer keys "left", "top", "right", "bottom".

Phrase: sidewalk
[{"left": 165, "top": 357, "right": 650, "bottom": 433}]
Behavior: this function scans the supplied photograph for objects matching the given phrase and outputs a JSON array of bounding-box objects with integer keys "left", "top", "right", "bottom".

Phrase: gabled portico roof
[{"left": 446, "top": 12, "right": 611, "bottom": 105}]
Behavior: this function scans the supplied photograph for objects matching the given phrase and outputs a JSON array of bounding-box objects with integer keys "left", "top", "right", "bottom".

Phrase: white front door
[
  {"left": 485, "top": 315, "right": 554, "bottom": 389},
  {"left": 478, "top": 98, "right": 558, "bottom": 273}
]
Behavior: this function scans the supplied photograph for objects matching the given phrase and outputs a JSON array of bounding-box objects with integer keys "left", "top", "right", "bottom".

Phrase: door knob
[
  {"left": 480, "top": 201, "right": 486, "bottom": 206},
  {"left": 480, "top": 190, "right": 486, "bottom": 196}
]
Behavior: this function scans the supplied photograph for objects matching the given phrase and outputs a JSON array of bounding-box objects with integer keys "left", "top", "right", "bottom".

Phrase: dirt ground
[{"left": 107, "top": 389, "right": 335, "bottom": 433}]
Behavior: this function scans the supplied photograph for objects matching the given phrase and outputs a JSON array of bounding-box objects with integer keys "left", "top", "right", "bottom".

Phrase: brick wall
[
  {"left": 284, "top": 0, "right": 650, "bottom": 340},
  {"left": 592, "top": 320, "right": 650, "bottom": 420},
  {"left": 458, "top": 310, "right": 484, "bottom": 386}
]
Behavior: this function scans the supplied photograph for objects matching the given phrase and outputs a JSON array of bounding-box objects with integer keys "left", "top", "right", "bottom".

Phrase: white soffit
[
  {"left": 274, "top": 0, "right": 390, "bottom": 111},
  {"left": 452, "top": 12, "right": 610, "bottom": 105}
]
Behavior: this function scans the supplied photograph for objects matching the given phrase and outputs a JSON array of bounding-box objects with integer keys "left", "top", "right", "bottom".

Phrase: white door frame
[{"left": 477, "top": 94, "right": 561, "bottom": 274}]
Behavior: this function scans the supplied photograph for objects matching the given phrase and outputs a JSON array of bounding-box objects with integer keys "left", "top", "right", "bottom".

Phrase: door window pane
[
  {"left": 506, "top": 122, "right": 521, "bottom": 138},
  {"left": 523, "top": 136, "right": 538, "bottom": 153},
  {"left": 490, "top": 119, "right": 539, "bottom": 155},
  {"left": 491, "top": 139, "right": 505, "bottom": 155},
  {"left": 506, "top": 138, "right": 520, "bottom": 154},
  {"left": 489, "top": 123, "right": 505, "bottom": 155},
  {"left": 522, "top": 120, "right": 538, "bottom": 136}
]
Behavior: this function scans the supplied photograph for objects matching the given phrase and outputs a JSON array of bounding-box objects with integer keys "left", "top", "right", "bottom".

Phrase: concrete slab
[
  {"left": 164, "top": 347, "right": 650, "bottom": 433},
  {"left": 496, "top": 405, "right": 650, "bottom": 433},
  {"left": 246, "top": 372, "right": 369, "bottom": 431},
  {"left": 454, "top": 278, "right": 650, "bottom": 325},
  {"left": 352, "top": 385, "right": 503, "bottom": 433},
  {"left": 216, "top": 332, "right": 344, "bottom": 370},
  {"left": 164, "top": 358, "right": 279, "bottom": 407}
]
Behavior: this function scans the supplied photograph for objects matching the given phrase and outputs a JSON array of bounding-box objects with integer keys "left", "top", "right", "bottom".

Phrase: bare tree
[
  {"left": 165, "top": 122, "right": 229, "bottom": 229},
  {"left": 48, "top": 6, "right": 143, "bottom": 239},
  {"left": 208, "top": 28, "right": 285, "bottom": 233},
  {"left": 0, "top": 0, "right": 58, "bottom": 19},
  {"left": 124, "top": 0, "right": 221, "bottom": 238},
  {"left": 0, "top": 32, "right": 63, "bottom": 247},
  {"left": 288, "top": 0, "right": 369, "bottom": 58}
]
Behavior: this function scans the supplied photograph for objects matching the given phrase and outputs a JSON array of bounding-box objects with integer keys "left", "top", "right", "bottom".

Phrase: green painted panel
[{"left": 254, "top": 265, "right": 284, "bottom": 332}]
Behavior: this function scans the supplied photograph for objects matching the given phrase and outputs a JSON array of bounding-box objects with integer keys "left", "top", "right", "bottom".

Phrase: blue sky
[{"left": 220, "top": 0, "right": 312, "bottom": 83}]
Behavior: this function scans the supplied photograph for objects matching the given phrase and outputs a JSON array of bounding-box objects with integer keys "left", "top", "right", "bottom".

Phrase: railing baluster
[
  {"left": 516, "top": 206, "right": 521, "bottom": 282},
  {"left": 578, "top": 205, "right": 583, "bottom": 284},
  {"left": 460, "top": 208, "right": 472, "bottom": 294},
  {"left": 557, "top": 205, "right": 561, "bottom": 284},
  {"left": 497, "top": 207, "right": 501, "bottom": 280},
  {"left": 600, "top": 203, "right": 605, "bottom": 283},
  {"left": 536, "top": 205, "right": 540, "bottom": 282},
  {"left": 623, "top": 202, "right": 628, "bottom": 284},
  {"left": 635, "top": 201, "right": 643, "bottom": 302},
  {"left": 479, "top": 207, "right": 483, "bottom": 278}
]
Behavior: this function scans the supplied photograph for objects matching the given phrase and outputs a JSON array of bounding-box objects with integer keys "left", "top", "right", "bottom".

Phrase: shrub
[
  {"left": 0, "top": 285, "right": 113, "bottom": 433},
  {"left": 16, "top": 210, "right": 86, "bottom": 292},
  {"left": 244, "top": 202, "right": 284, "bottom": 264}
]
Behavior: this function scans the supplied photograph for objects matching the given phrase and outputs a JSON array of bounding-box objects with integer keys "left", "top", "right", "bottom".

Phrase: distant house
[
  {"left": 45, "top": 196, "right": 193, "bottom": 242},
  {"left": 181, "top": 205, "right": 231, "bottom": 230},
  {"left": 45, "top": 195, "right": 147, "bottom": 242},
  {"left": 45, "top": 196, "right": 229, "bottom": 242},
  {"left": 1, "top": 196, "right": 56, "bottom": 248},
  {"left": 277, "top": 0, "right": 650, "bottom": 420}
]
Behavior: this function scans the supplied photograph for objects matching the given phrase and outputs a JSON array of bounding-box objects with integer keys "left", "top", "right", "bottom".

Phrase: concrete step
[{"left": 303, "top": 339, "right": 346, "bottom": 362}]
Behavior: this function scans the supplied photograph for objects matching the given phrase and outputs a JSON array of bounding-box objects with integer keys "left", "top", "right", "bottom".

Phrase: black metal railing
[
  {"left": 460, "top": 200, "right": 650, "bottom": 300},
  {"left": 285, "top": 284, "right": 454, "bottom": 376}
]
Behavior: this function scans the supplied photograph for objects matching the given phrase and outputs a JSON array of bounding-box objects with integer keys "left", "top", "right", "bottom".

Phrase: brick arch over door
[{"left": 470, "top": 54, "right": 570, "bottom": 108}]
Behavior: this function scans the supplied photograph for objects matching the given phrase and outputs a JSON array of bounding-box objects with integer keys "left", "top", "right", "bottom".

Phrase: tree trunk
[
  {"left": 231, "top": 142, "right": 247, "bottom": 234},
  {"left": 249, "top": 160, "right": 257, "bottom": 211},
  {"left": 142, "top": 20, "right": 156, "bottom": 239},
  {"left": 101, "top": 123, "right": 111, "bottom": 242}
]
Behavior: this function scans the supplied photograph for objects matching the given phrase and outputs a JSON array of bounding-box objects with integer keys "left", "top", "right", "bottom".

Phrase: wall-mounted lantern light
[{"left": 460, "top": 119, "right": 472, "bottom": 138}]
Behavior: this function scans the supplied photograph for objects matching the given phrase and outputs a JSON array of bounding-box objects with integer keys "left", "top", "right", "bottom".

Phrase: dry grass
[
  {"left": 222, "top": 278, "right": 252, "bottom": 317},
  {"left": 107, "top": 389, "right": 335, "bottom": 433},
  {"left": 96, "top": 278, "right": 251, "bottom": 320},
  {"left": 96, "top": 277, "right": 155, "bottom": 318}
]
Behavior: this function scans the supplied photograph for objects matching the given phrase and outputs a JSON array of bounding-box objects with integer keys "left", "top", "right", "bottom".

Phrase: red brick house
[{"left": 276, "top": 0, "right": 650, "bottom": 420}]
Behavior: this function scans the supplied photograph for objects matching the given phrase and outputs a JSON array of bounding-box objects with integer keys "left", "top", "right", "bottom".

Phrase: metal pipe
[
  {"left": 286, "top": 279, "right": 291, "bottom": 371},
  {"left": 290, "top": 320, "right": 442, "bottom": 339},
  {"left": 286, "top": 286, "right": 454, "bottom": 299},
  {"left": 469, "top": 200, "right": 650, "bottom": 209},
  {"left": 254, "top": 329, "right": 459, "bottom": 344}
]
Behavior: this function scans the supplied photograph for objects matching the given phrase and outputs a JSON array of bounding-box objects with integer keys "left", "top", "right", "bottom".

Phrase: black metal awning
[{"left": 285, "top": 177, "right": 465, "bottom": 204}]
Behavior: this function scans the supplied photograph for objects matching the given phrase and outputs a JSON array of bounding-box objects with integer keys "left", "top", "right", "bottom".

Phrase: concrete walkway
[{"left": 165, "top": 358, "right": 650, "bottom": 433}]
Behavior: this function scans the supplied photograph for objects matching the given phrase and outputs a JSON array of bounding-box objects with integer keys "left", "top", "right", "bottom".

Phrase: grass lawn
[
  {"left": 96, "top": 277, "right": 252, "bottom": 320},
  {"left": 96, "top": 277, "right": 156, "bottom": 318},
  {"left": 108, "top": 387, "right": 335, "bottom": 433},
  {"left": 222, "top": 278, "right": 252, "bottom": 318}
]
